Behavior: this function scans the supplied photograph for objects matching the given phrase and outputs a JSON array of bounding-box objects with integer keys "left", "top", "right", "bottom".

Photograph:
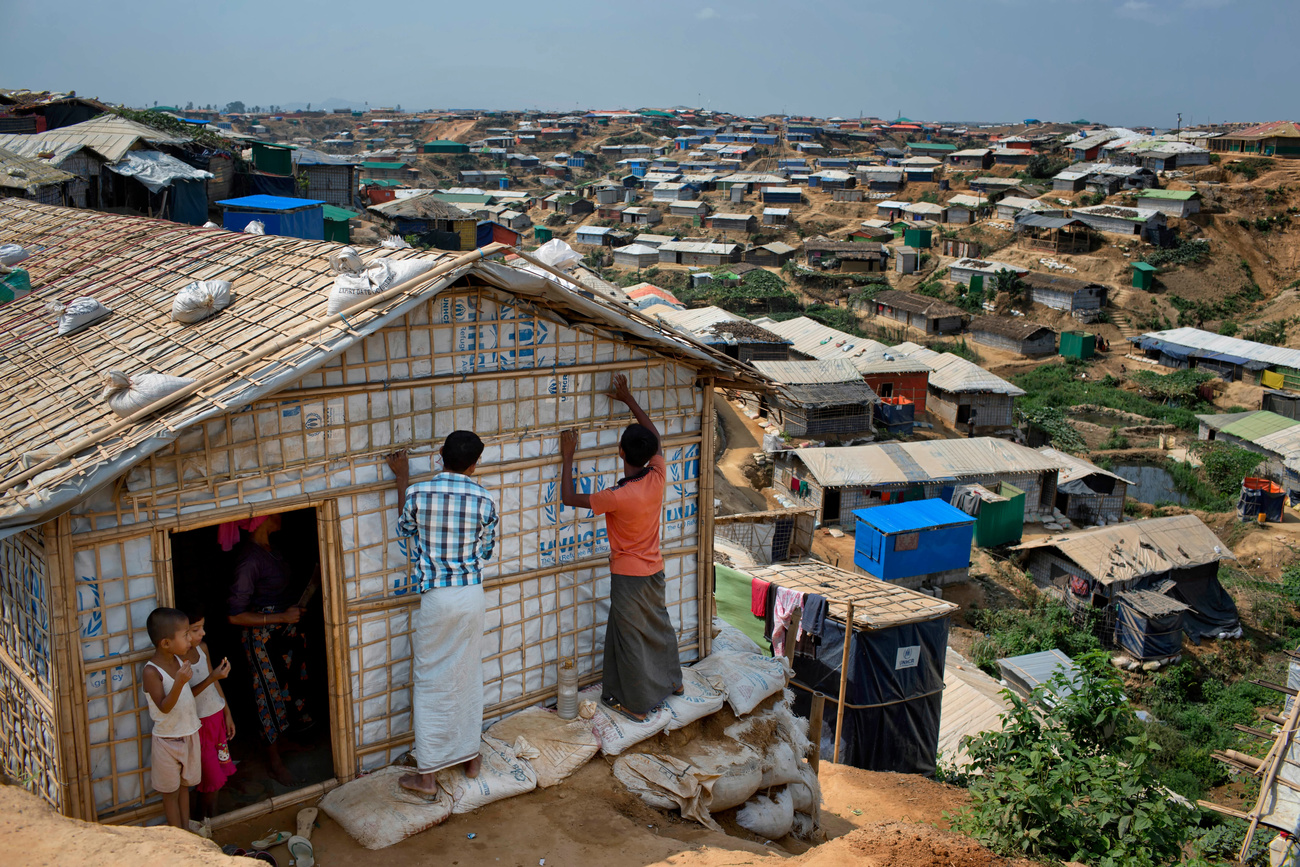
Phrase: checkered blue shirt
[{"left": 397, "top": 472, "right": 498, "bottom": 592}]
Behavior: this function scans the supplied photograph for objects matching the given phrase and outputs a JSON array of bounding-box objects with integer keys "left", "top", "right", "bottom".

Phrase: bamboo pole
[
  {"left": 832, "top": 601, "right": 855, "bottom": 765},
  {"left": 697, "top": 378, "right": 716, "bottom": 657},
  {"left": 1238, "top": 695, "right": 1300, "bottom": 861},
  {"left": 318, "top": 500, "right": 356, "bottom": 783},
  {"left": 808, "top": 693, "right": 826, "bottom": 774},
  {"left": 3, "top": 243, "right": 511, "bottom": 495}
]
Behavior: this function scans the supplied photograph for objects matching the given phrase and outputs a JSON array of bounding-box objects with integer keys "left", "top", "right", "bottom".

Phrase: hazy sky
[{"left": 4, "top": 0, "right": 1294, "bottom": 126}]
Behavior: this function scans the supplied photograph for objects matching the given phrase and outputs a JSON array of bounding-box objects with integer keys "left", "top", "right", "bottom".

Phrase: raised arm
[
  {"left": 607, "top": 373, "right": 660, "bottom": 452},
  {"left": 559, "top": 429, "right": 593, "bottom": 510}
]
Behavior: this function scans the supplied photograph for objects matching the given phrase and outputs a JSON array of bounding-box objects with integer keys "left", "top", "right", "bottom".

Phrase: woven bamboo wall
[{"left": 62, "top": 284, "right": 708, "bottom": 816}]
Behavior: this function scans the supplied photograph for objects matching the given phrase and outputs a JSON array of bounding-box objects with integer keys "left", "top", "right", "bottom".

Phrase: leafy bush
[
  {"left": 966, "top": 599, "right": 1101, "bottom": 674},
  {"left": 1013, "top": 363, "right": 1208, "bottom": 430},
  {"left": 1016, "top": 406, "right": 1087, "bottom": 453},
  {"left": 1129, "top": 368, "right": 1215, "bottom": 405},
  {"left": 949, "top": 652, "right": 1191, "bottom": 865},
  {"left": 1099, "top": 426, "right": 1130, "bottom": 450},
  {"left": 1230, "top": 157, "right": 1275, "bottom": 181},
  {"left": 1142, "top": 238, "right": 1210, "bottom": 269}
]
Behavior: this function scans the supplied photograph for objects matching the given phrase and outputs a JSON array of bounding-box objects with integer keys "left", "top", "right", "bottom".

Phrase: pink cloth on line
[
  {"left": 217, "top": 516, "right": 270, "bottom": 552},
  {"left": 770, "top": 586, "right": 804, "bottom": 658}
]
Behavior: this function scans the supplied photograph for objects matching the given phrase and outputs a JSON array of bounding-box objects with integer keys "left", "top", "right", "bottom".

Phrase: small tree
[{"left": 991, "top": 267, "right": 1029, "bottom": 307}]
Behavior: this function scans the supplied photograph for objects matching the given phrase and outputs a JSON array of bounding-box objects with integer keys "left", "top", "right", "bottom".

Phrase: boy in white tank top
[{"left": 143, "top": 607, "right": 202, "bottom": 830}]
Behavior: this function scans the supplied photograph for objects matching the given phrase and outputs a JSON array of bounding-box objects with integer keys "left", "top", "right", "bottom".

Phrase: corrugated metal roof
[
  {"left": 1137, "top": 189, "right": 1200, "bottom": 201},
  {"left": 852, "top": 499, "right": 973, "bottom": 533},
  {"left": 751, "top": 358, "right": 863, "bottom": 385},
  {"left": 614, "top": 243, "right": 659, "bottom": 256},
  {"left": 1, "top": 114, "right": 189, "bottom": 163},
  {"left": 1136, "top": 327, "right": 1300, "bottom": 371},
  {"left": 0, "top": 136, "right": 87, "bottom": 167},
  {"left": 891, "top": 342, "right": 1025, "bottom": 395},
  {"left": 939, "top": 649, "right": 1009, "bottom": 768},
  {"left": 657, "top": 240, "right": 738, "bottom": 254},
  {"left": 1219, "top": 410, "right": 1300, "bottom": 442},
  {"left": 1196, "top": 410, "right": 1258, "bottom": 431},
  {"left": 1039, "top": 447, "right": 1135, "bottom": 486},
  {"left": 790, "top": 436, "right": 1064, "bottom": 488},
  {"left": 998, "top": 649, "right": 1080, "bottom": 698},
  {"left": 1012, "top": 514, "right": 1233, "bottom": 585},
  {"left": 946, "top": 194, "right": 984, "bottom": 208},
  {"left": 949, "top": 257, "right": 1026, "bottom": 276},
  {"left": 757, "top": 316, "right": 931, "bottom": 374}
]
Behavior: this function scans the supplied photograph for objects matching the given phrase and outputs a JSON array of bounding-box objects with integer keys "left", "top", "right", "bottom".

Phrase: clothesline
[{"left": 750, "top": 574, "right": 829, "bottom": 658}]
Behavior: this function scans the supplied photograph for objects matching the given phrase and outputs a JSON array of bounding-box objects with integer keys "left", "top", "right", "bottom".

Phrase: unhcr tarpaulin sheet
[{"left": 106, "top": 151, "right": 212, "bottom": 193}]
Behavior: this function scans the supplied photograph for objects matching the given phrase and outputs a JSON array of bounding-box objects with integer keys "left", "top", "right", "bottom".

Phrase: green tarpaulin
[{"left": 714, "top": 565, "right": 772, "bottom": 655}]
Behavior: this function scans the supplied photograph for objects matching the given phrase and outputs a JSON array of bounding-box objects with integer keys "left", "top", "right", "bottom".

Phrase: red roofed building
[
  {"left": 625, "top": 282, "right": 683, "bottom": 310},
  {"left": 1208, "top": 121, "right": 1300, "bottom": 158}
]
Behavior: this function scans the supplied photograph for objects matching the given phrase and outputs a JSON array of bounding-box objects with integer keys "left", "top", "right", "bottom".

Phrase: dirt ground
[
  {"left": 715, "top": 398, "right": 775, "bottom": 515},
  {"left": 2, "top": 761, "right": 1042, "bottom": 867}
]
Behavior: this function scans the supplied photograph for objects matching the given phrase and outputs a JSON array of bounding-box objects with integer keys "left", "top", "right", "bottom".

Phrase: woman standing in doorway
[{"left": 225, "top": 514, "right": 313, "bottom": 786}]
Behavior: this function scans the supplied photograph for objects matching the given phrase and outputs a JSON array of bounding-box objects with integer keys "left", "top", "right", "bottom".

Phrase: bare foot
[
  {"left": 398, "top": 772, "right": 440, "bottom": 797},
  {"left": 464, "top": 756, "right": 481, "bottom": 779},
  {"left": 269, "top": 760, "right": 297, "bottom": 787}
]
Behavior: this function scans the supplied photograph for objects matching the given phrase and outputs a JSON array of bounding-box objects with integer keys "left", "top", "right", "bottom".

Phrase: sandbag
[
  {"left": 685, "top": 739, "right": 765, "bottom": 811},
  {"left": 243, "top": 220, "right": 266, "bottom": 235},
  {"left": 201, "top": 221, "right": 220, "bottom": 229},
  {"left": 326, "top": 257, "right": 435, "bottom": 315},
  {"left": 328, "top": 246, "right": 364, "bottom": 276},
  {"left": 48, "top": 297, "right": 111, "bottom": 335},
  {"left": 789, "top": 762, "right": 822, "bottom": 819},
  {"left": 484, "top": 707, "right": 600, "bottom": 788},
  {"left": 758, "top": 741, "right": 803, "bottom": 788},
  {"left": 791, "top": 811, "right": 816, "bottom": 840},
  {"left": 726, "top": 689, "right": 811, "bottom": 761},
  {"left": 736, "top": 787, "right": 794, "bottom": 840},
  {"left": 578, "top": 684, "right": 670, "bottom": 756},
  {"left": 0, "top": 244, "right": 30, "bottom": 266},
  {"left": 101, "top": 370, "right": 196, "bottom": 417},
  {"left": 711, "top": 620, "right": 764, "bottom": 656},
  {"left": 611, "top": 754, "right": 722, "bottom": 831},
  {"left": 380, "top": 235, "right": 412, "bottom": 249},
  {"left": 435, "top": 735, "right": 537, "bottom": 814},
  {"left": 318, "top": 766, "right": 453, "bottom": 850},
  {"left": 663, "top": 669, "right": 726, "bottom": 731},
  {"left": 691, "top": 652, "right": 789, "bottom": 716},
  {"left": 171, "top": 280, "right": 232, "bottom": 323}
]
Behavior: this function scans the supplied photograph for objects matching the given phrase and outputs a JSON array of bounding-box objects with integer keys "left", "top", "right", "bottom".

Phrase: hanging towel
[
  {"left": 789, "top": 476, "right": 801, "bottom": 494},
  {"left": 799, "top": 594, "right": 829, "bottom": 643},
  {"left": 771, "top": 586, "right": 805, "bottom": 658},
  {"left": 798, "top": 480, "right": 810, "bottom": 498},
  {"left": 762, "top": 582, "right": 778, "bottom": 642},
  {"left": 751, "top": 578, "right": 771, "bottom": 618}
]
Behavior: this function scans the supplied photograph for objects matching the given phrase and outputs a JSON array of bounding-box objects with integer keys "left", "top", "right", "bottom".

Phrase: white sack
[
  {"left": 101, "top": 370, "right": 196, "bottom": 417},
  {"left": 318, "top": 766, "right": 453, "bottom": 850},
  {"left": 791, "top": 811, "right": 816, "bottom": 840},
  {"left": 484, "top": 707, "right": 600, "bottom": 788},
  {"left": 579, "top": 684, "right": 670, "bottom": 756},
  {"left": 663, "top": 669, "right": 726, "bottom": 732},
  {"left": 611, "top": 754, "right": 722, "bottom": 831},
  {"left": 328, "top": 246, "right": 364, "bottom": 276},
  {"left": 532, "top": 238, "right": 582, "bottom": 271},
  {"left": 326, "top": 257, "right": 435, "bottom": 315},
  {"left": 435, "top": 735, "right": 537, "bottom": 814},
  {"left": 789, "top": 762, "right": 822, "bottom": 817},
  {"left": 171, "top": 280, "right": 232, "bottom": 323},
  {"left": 759, "top": 741, "right": 803, "bottom": 788},
  {"left": 711, "top": 620, "right": 764, "bottom": 656},
  {"left": 691, "top": 652, "right": 790, "bottom": 716},
  {"left": 725, "top": 689, "right": 812, "bottom": 761},
  {"left": 685, "top": 739, "right": 765, "bottom": 811},
  {"left": 243, "top": 220, "right": 266, "bottom": 235},
  {"left": 0, "top": 244, "right": 31, "bottom": 266},
  {"left": 380, "top": 234, "right": 412, "bottom": 249},
  {"left": 202, "top": 221, "right": 220, "bottom": 229},
  {"left": 736, "top": 787, "right": 794, "bottom": 840},
  {"left": 48, "top": 297, "right": 111, "bottom": 335}
]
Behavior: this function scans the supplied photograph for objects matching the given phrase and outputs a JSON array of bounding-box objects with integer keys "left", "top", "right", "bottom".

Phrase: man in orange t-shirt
[{"left": 560, "top": 373, "right": 683, "bottom": 721}]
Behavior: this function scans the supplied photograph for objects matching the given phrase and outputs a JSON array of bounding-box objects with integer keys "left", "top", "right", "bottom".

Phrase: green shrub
[
  {"left": 1013, "top": 363, "right": 1208, "bottom": 430},
  {"left": 966, "top": 599, "right": 1101, "bottom": 674}
]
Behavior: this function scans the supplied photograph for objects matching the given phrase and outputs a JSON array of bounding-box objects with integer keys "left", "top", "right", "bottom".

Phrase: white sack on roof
[
  {"left": 0, "top": 244, "right": 30, "bottom": 266},
  {"left": 101, "top": 370, "right": 196, "bottom": 417},
  {"left": 380, "top": 234, "right": 411, "bottom": 249},
  {"left": 171, "top": 280, "right": 232, "bottom": 324},
  {"left": 532, "top": 238, "right": 582, "bottom": 271},
  {"left": 105, "top": 151, "right": 212, "bottom": 194},
  {"left": 327, "top": 257, "right": 435, "bottom": 316},
  {"left": 327, "top": 246, "right": 364, "bottom": 276},
  {"left": 243, "top": 220, "right": 266, "bottom": 235},
  {"left": 201, "top": 221, "right": 220, "bottom": 229},
  {"left": 47, "top": 297, "right": 110, "bottom": 336}
]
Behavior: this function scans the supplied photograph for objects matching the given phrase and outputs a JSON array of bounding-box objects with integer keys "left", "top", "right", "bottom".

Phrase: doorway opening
[
  {"left": 169, "top": 506, "right": 333, "bottom": 818},
  {"left": 822, "top": 489, "right": 841, "bottom": 526}
]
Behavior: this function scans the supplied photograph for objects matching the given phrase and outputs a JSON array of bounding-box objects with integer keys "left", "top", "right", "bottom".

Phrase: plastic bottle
[{"left": 557, "top": 658, "right": 578, "bottom": 720}]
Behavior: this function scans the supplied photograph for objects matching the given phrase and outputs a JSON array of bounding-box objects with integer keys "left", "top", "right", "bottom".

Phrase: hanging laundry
[
  {"left": 798, "top": 480, "right": 810, "bottom": 498},
  {"left": 771, "top": 586, "right": 805, "bottom": 657},
  {"left": 789, "top": 476, "right": 801, "bottom": 494},
  {"left": 751, "top": 578, "right": 771, "bottom": 618},
  {"left": 763, "top": 583, "right": 778, "bottom": 643},
  {"left": 799, "top": 594, "right": 829, "bottom": 644}
]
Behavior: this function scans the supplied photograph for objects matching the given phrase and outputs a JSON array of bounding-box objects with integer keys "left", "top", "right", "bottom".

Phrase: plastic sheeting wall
[{"left": 65, "top": 285, "right": 706, "bottom": 807}]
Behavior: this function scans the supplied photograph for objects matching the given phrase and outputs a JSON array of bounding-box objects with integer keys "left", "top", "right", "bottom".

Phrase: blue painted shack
[
  {"left": 853, "top": 500, "right": 973, "bottom": 588},
  {"left": 217, "top": 195, "right": 325, "bottom": 240}
]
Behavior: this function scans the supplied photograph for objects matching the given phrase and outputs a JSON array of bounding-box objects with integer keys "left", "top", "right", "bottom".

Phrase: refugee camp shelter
[
  {"left": 1040, "top": 447, "right": 1133, "bottom": 526},
  {"left": 291, "top": 149, "right": 359, "bottom": 208},
  {"left": 366, "top": 192, "right": 477, "bottom": 250},
  {"left": 1131, "top": 327, "right": 1300, "bottom": 385},
  {"left": 774, "top": 437, "right": 1063, "bottom": 529},
  {"left": 872, "top": 290, "right": 965, "bottom": 335},
  {"left": 649, "top": 305, "right": 790, "bottom": 362},
  {"left": 1136, "top": 189, "right": 1201, "bottom": 218},
  {"left": 0, "top": 198, "right": 762, "bottom": 824},
  {"left": 0, "top": 146, "right": 78, "bottom": 205},
  {"left": 749, "top": 359, "right": 878, "bottom": 438},
  {"left": 1115, "top": 591, "right": 1190, "bottom": 661},
  {"left": 717, "top": 561, "right": 957, "bottom": 774},
  {"left": 713, "top": 507, "right": 818, "bottom": 568},
  {"left": 218, "top": 195, "right": 325, "bottom": 239},
  {"left": 946, "top": 482, "right": 1025, "bottom": 547},
  {"left": 756, "top": 316, "right": 931, "bottom": 412},
  {"left": 889, "top": 343, "right": 1025, "bottom": 434},
  {"left": 1022, "top": 272, "right": 1109, "bottom": 322},
  {"left": 1014, "top": 515, "right": 1239, "bottom": 643},
  {"left": 852, "top": 500, "right": 974, "bottom": 587},
  {"left": 967, "top": 316, "right": 1057, "bottom": 357},
  {"left": 321, "top": 205, "right": 355, "bottom": 243},
  {"left": 744, "top": 241, "right": 798, "bottom": 267},
  {"left": 937, "top": 649, "right": 1009, "bottom": 769}
]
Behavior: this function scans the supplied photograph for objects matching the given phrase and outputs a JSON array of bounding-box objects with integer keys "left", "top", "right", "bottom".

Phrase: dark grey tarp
[
  {"left": 1167, "top": 563, "right": 1241, "bottom": 641},
  {"left": 1115, "top": 594, "right": 1186, "bottom": 660},
  {"left": 792, "top": 615, "right": 950, "bottom": 776}
]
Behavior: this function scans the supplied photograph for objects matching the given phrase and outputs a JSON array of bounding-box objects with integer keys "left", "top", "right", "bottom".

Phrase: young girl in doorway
[{"left": 180, "top": 601, "right": 237, "bottom": 818}]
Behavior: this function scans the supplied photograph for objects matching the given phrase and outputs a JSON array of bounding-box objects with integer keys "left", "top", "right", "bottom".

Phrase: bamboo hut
[{"left": 0, "top": 200, "right": 762, "bottom": 825}]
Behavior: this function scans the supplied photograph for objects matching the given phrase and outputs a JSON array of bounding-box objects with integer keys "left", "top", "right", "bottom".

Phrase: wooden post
[
  {"left": 808, "top": 692, "right": 826, "bottom": 773},
  {"left": 697, "top": 378, "right": 716, "bottom": 658},
  {"left": 783, "top": 607, "right": 802, "bottom": 665},
  {"left": 832, "top": 600, "right": 854, "bottom": 765}
]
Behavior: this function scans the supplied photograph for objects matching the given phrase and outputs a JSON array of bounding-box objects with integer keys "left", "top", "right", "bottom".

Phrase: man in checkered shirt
[{"left": 387, "top": 430, "right": 497, "bottom": 798}]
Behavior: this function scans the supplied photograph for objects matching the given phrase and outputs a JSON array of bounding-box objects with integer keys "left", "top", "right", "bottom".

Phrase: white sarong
[{"left": 413, "top": 584, "right": 486, "bottom": 773}]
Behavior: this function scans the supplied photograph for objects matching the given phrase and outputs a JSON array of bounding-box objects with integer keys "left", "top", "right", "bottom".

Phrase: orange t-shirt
[{"left": 589, "top": 453, "right": 666, "bottom": 576}]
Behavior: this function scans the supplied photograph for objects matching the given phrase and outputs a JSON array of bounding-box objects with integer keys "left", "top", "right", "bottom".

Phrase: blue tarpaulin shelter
[{"left": 217, "top": 195, "right": 325, "bottom": 240}]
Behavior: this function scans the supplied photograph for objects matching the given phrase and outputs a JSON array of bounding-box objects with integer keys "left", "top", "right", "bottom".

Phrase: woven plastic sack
[
  {"left": 435, "top": 735, "right": 537, "bottom": 814},
  {"left": 380, "top": 235, "right": 412, "bottom": 249},
  {"left": 663, "top": 668, "right": 726, "bottom": 731},
  {"left": 686, "top": 738, "right": 765, "bottom": 811},
  {"left": 484, "top": 707, "right": 600, "bottom": 788},
  {"left": 101, "top": 370, "right": 196, "bottom": 417},
  {"left": 48, "top": 297, "right": 111, "bottom": 335},
  {"left": 171, "top": 280, "right": 232, "bottom": 323},
  {"left": 326, "top": 257, "right": 435, "bottom": 315},
  {"left": 711, "top": 620, "right": 764, "bottom": 656},
  {"left": 319, "top": 766, "right": 452, "bottom": 850},
  {"left": 328, "top": 246, "right": 364, "bottom": 276},
  {"left": 611, "top": 754, "right": 722, "bottom": 831},
  {"left": 201, "top": 221, "right": 220, "bottom": 229},
  {"left": 691, "top": 652, "right": 789, "bottom": 716},
  {"left": 0, "top": 268, "right": 32, "bottom": 304},
  {"left": 0, "top": 244, "right": 31, "bottom": 266},
  {"left": 243, "top": 220, "right": 266, "bottom": 235},
  {"left": 736, "top": 787, "right": 794, "bottom": 840},
  {"left": 578, "top": 684, "right": 670, "bottom": 756}
]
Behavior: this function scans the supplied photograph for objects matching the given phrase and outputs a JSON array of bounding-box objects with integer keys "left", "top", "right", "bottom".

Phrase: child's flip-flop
[
  {"left": 251, "top": 831, "right": 292, "bottom": 849},
  {"left": 287, "top": 836, "right": 314, "bottom": 867}
]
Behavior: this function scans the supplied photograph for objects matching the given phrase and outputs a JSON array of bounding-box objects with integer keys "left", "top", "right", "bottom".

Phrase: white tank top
[
  {"left": 190, "top": 645, "right": 227, "bottom": 719},
  {"left": 144, "top": 657, "right": 201, "bottom": 738}
]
